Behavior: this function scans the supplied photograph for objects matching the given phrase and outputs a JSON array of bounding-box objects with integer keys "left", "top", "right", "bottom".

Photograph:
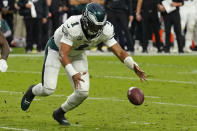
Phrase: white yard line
[
  {"left": 6, "top": 70, "right": 197, "bottom": 85},
  {"left": 130, "top": 121, "right": 155, "bottom": 125},
  {"left": 0, "top": 126, "right": 36, "bottom": 131},
  {"left": 0, "top": 90, "right": 23, "bottom": 94},
  {"left": 9, "top": 54, "right": 43, "bottom": 57},
  {"left": 93, "top": 75, "right": 197, "bottom": 85},
  {"left": 152, "top": 102, "right": 197, "bottom": 108},
  {"left": 178, "top": 70, "right": 197, "bottom": 74},
  {"left": 1, "top": 90, "right": 197, "bottom": 108},
  {"left": 0, "top": 90, "right": 159, "bottom": 99},
  {"left": 9, "top": 52, "right": 197, "bottom": 57},
  {"left": 7, "top": 70, "right": 42, "bottom": 74},
  {"left": 9, "top": 54, "right": 196, "bottom": 68},
  {"left": 88, "top": 98, "right": 197, "bottom": 108}
]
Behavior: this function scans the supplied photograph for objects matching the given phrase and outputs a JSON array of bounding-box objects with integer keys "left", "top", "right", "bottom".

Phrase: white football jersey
[{"left": 53, "top": 15, "right": 117, "bottom": 57}]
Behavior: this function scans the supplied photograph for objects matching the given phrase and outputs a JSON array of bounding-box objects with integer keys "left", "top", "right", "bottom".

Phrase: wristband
[
  {"left": 65, "top": 64, "right": 78, "bottom": 76},
  {"left": 124, "top": 56, "right": 138, "bottom": 70},
  {"left": 0, "top": 59, "right": 8, "bottom": 72}
]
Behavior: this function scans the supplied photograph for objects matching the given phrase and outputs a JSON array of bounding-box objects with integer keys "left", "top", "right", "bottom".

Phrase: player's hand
[
  {"left": 42, "top": 18, "right": 47, "bottom": 24},
  {"left": 158, "top": 4, "right": 166, "bottom": 12},
  {"left": 0, "top": 59, "right": 8, "bottom": 72},
  {"left": 25, "top": 3, "right": 32, "bottom": 8},
  {"left": 136, "top": 14, "right": 142, "bottom": 22},
  {"left": 72, "top": 72, "right": 86, "bottom": 89},
  {"left": 129, "top": 15, "right": 134, "bottom": 23},
  {"left": 133, "top": 64, "right": 146, "bottom": 82}
]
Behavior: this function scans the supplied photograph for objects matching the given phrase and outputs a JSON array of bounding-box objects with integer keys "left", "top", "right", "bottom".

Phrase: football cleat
[
  {"left": 52, "top": 107, "right": 70, "bottom": 126},
  {"left": 184, "top": 47, "right": 192, "bottom": 53},
  {"left": 21, "top": 85, "right": 35, "bottom": 111}
]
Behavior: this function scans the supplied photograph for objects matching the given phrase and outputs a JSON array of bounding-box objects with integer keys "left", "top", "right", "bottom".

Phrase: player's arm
[
  {"left": 0, "top": 32, "right": 10, "bottom": 60},
  {"left": 59, "top": 43, "right": 72, "bottom": 67},
  {"left": 59, "top": 43, "right": 85, "bottom": 89},
  {"left": 109, "top": 43, "right": 146, "bottom": 81},
  {"left": 3, "top": 21, "right": 12, "bottom": 38},
  {"left": 136, "top": 0, "right": 143, "bottom": 21},
  {"left": 0, "top": 32, "right": 10, "bottom": 72},
  {"left": 109, "top": 43, "right": 129, "bottom": 62}
]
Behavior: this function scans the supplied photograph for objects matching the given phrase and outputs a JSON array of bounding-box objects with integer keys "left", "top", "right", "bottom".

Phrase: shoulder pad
[
  {"left": 102, "top": 21, "right": 115, "bottom": 38},
  {"left": 63, "top": 16, "right": 82, "bottom": 37}
]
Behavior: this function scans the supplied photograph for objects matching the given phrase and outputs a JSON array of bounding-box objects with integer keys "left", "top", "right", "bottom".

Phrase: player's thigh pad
[
  {"left": 73, "top": 89, "right": 89, "bottom": 104},
  {"left": 43, "top": 47, "right": 61, "bottom": 91}
]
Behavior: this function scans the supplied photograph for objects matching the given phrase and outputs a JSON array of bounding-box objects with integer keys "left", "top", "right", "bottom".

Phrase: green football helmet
[{"left": 81, "top": 2, "right": 107, "bottom": 36}]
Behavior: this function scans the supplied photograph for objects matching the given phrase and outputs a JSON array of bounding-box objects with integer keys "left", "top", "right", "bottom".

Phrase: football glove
[{"left": 0, "top": 59, "right": 8, "bottom": 72}]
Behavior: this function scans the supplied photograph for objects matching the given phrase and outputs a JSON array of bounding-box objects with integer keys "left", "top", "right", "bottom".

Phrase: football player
[
  {"left": 21, "top": 2, "right": 146, "bottom": 126},
  {"left": 0, "top": 12, "right": 10, "bottom": 72},
  {"left": 0, "top": 12, "right": 12, "bottom": 39},
  {"left": 180, "top": 0, "right": 197, "bottom": 52}
]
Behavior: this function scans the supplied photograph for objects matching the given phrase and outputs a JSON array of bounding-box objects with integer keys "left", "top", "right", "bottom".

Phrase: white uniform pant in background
[
  {"left": 180, "top": 1, "right": 197, "bottom": 49},
  {"left": 195, "top": 26, "right": 197, "bottom": 44}
]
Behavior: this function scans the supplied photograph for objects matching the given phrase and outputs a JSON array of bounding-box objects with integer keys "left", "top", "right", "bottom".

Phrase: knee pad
[
  {"left": 76, "top": 91, "right": 89, "bottom": 100},
  {"left": 42, "top": 81, "right": 56, "bottom": 96},
  {"left": 63, "top": 91, "right": 89, "bottom": 109},
  {"left": 61, "top": 91, "right": 89, "bottom": 112},
  {"left": 186, "top": 27, "right": 195, "bottom": 40},
  {"left": 42, "top": 87, "right": 55, "bottom": 96}
]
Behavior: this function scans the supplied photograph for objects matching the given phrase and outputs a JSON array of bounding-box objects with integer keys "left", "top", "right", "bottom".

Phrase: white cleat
[{"left": 183, "top": 47, "right": 193, "bottom": 53}]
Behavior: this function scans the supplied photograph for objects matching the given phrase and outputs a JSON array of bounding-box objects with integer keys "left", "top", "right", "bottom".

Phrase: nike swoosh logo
[{"left": 24, "top": 99, "right": 30, "bottom": 104}]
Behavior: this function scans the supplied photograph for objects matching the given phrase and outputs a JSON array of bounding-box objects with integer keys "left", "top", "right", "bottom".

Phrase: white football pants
[
  {"left": 180, "top": 1, "right": 197, "bottom": 48},
  {"left": 194, "top": 24, "right": 197, "bottom": 45},
  {"left": 32, "top": 47, "right": 90, "bottom": 112}
]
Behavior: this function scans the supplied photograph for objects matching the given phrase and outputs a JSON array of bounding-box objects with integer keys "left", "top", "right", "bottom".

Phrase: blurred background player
[
  {"left": 0, "top": 0, "right": 16, "bottom": 45},
  {"left": 20, "top": 2, "right": 146, "bottom": 126},
  {"left": 0, "top": 12, "right": 12, "bottom": 40},
  {"left": 48, "top": 0, "right": 65, "bottom": 35},
  {"left": 0, "top": 12, "right": 10, "bottom": 72},
  {"left": 129, "top": 0, "right": 143, "bottom": 53},
  {"left": 104, "top": 0, "right": 134, "bottom": 52},
  {"left": 157, "top": 0, "right": 184, "bottom": 53},
  {"left": 68, "top": 0, "right": 90, "bottom": 17},
  {"left": 17, "top": 0, "right": 48, "bottom": 53},
  {"left": 180, "top": 0, "right": 197, "bottom": 53},
  {"left": 135, "top": 0, "right": 163, "bottom": 53}
]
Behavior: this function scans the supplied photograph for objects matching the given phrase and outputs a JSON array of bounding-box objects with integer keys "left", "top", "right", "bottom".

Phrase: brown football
[{"left": 127, "top": 87, "right": 144, "bottom": 105}]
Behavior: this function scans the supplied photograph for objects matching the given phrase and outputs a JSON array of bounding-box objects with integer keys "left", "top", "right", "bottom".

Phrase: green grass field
[{"left": 0, "top": 52, "right": 197, "bottom": 131}]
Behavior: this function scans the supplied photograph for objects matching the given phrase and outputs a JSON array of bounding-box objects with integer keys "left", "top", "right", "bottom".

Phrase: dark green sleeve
[{"left": 1, "top": 19, "right": 10, "bottom": 32}]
